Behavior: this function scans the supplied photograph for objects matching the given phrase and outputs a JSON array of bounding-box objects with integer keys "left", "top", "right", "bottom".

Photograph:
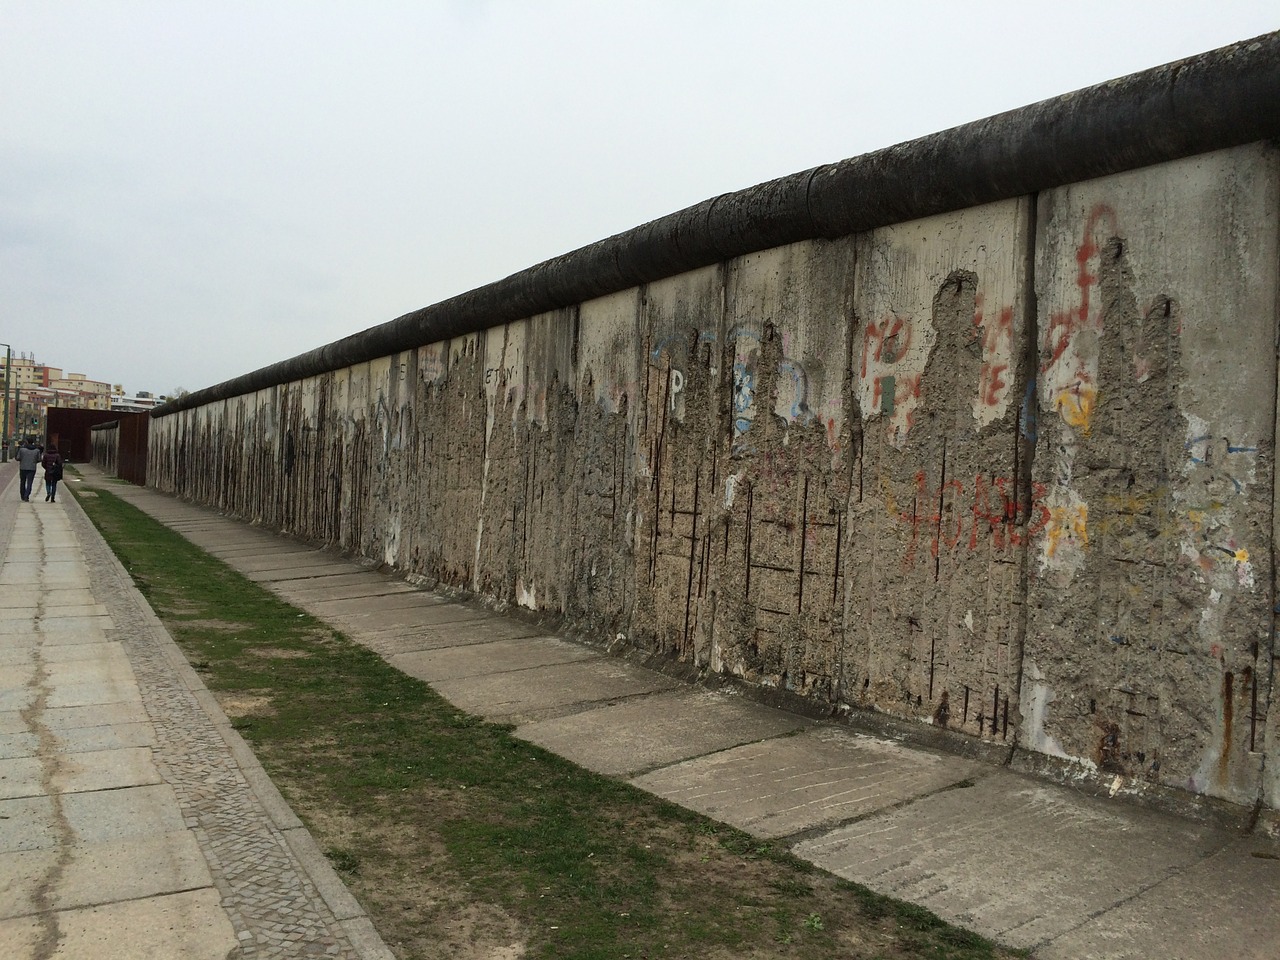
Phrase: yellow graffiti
[
  {"left": 1045, "top": 503, "right": 1089, "bottom": 558},
  {"left": 1053, "top": 383, "right": 1097, "bottom": 433},
  {"left": 879, "top": 473, "right": 898, "bottom": 519}
]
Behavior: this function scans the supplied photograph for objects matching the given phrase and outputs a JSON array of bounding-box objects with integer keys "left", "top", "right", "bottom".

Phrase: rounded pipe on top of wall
[{"left": 153, "top": 30, "right": 1280, "bottom": 419}]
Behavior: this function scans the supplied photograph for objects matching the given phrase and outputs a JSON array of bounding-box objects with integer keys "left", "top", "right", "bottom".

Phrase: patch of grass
[
  {"left": 326, "top": 847, "right": 361, "bottom": 875},
  {"left": 79, "top": 485, "right": 1025, "bottom": 960}
]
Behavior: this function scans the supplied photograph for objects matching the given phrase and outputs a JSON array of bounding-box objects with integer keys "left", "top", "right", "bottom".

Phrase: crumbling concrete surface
[{"left": 148, "top": 141, "right": 1280, "bottom": 822}]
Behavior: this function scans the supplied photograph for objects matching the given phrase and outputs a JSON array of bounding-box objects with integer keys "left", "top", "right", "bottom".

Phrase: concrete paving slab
[
  {"left": 0, "top": 628, "right": 111, "bottom": 648},
  {"left": 390, "top": 635, "right": 595, "bottom": 683},
  {"left": 245, "top": 562, "right": 371, "bottom": 583},
  {"left": 0, "top": 661, "right": 36, "bottom": 690},
  {"left": 0, "top": 562, "right": 89, "bottom": 588},
  {"left": 0, "top": 615, "right": 112, "bottom": 635},
  {"left": 204, "top": 541, "right": 321, "bottom": 555},
  {"left": 30, "top": 605, "right": 109, "bottom": 619},
  {"left": 304, "top": 591, "right": 452, "bottom": 616},
  {"left": 632, "top": 726, "right": 983, "bottom": 839},
  {"left": 272, "top": 580, "right": 419, "bottom": 604},
  {"left": 0, "top": 887, "right": 238, "bottom": 959},
  {"left": 434, "top": 657, "right": 680, "bottom": 723},
  {"left": 0, "top": 701, "right": 149, "bottom": 736},
  {"left": 0, "top": 641, "right": 125, "bottom": 666},
  {"left": 360, "top": 615, "right": 550, "bottom": 655},
  {"left": 224, "top": 551, "right": 330, "bottom": 572},
  {"left": 266, "top": 571, "right": 416, "bottom": 596},
  {"left": 5, "top": 549, "right": 83, "bottom": 564},
  {"left": 0, "top": 588, "right": 97, "bottom": 609},
  {"left": 517, "top": 687, "right": 810, "bottom": 777},
  {"left": 185, "top": 534, "right": 289, "bottom": 551},
  {"left": 181, "top": 531, "right": 283, "bottom": 547},
  {"left": 314, "top": 606, "right": 482, "bottom": 635},
  {"left": 33, "top": 616, "right": 113, "bottom": 640},
  {"left": 0, "top": 688, "right": 35, "bottom": 711},
  {"left": 0, "top": 722, "right": 153, "bottom": 760},
  {"left": 1, "top": 656, "right": 138, "bottom": 695},
  {"left": 0, "top": 746, "right": 159, "bottom": 800},
  {"left": 208, "top": 547, "right": 324, "bottom": 564},
  {"left": 339, "top": 603, "right": 493, "bottom": 633},
  {"left": 0, "top": 783, "right": 186, "bottom": 852},
  {"left": 1036, "top": 836, "right": 1280, "bottom": 960},
  {"left": 0, "top": 564, "right": 39, "bottom": 585},
  {"left": 361, "top": 628, "right": 497, "bottom": 657},
  {"left": 42, "top": 675, "right": 144, "bottom": 711},
  {"left": 0, "top": 830, "right": 213, "bottom": 920},
  {"left": 0, "top": 732, "right": 37, "bottom": 759},
  {"left": 792, "top": 774, "right": 1231, "bottom": 950}
]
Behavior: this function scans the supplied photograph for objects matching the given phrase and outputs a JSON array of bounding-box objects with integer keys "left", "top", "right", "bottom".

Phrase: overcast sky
[{"left": 2, "top": 2, "right": 1276, "bottom": 396}]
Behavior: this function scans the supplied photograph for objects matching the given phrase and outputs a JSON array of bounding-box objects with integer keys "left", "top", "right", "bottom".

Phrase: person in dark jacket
[
  {"left": 15, "top": 438, "right": 40, "bottom": 502},
  {"left": 42, "top": 444, "right": 64, "bottom": 502}
]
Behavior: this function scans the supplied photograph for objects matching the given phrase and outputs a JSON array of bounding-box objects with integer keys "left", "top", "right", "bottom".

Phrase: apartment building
[{"left": 0, "top": 353, "right": 113, "bottom": 442}]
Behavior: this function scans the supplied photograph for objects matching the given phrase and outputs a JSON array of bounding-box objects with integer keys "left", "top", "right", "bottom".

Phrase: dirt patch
[
  {"left": 299, "top": 802, "right": 528, "bottom": 960},
  {"left": 250, "top": 646, "right": 312, "bottom": 660},
  {"left": 183, "top": 618, "right": 252, "bottom": 631},
  {"left": 216, "top": 693, "right": 276, "bottom": 718}
]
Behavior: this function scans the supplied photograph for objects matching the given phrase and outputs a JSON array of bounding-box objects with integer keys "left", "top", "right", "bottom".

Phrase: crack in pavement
[{"left": 15, "top": 507, "right": 74, "bottom": 960}]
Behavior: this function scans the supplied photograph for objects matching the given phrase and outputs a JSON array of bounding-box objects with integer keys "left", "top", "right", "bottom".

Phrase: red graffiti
[
  {"left": 862, "top": 315, "right": 913, "bottom": 378},
  {"left": 1042, "top": 204, "right": 1117, "bottom": 373},
  {"left": 973, "top": 297, "right": 1015, "bottom": 408},
  {"left": 978, "top": 363, "right": 1008, "bottom": 407},
  {"left": 898, "top": 472, "right": 1050, "bottom": 568},
  {"left": 972, "top": 296, "right": 1014, "bottom": 353}
]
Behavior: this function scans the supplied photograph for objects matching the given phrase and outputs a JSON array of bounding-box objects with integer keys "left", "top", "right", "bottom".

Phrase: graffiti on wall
[
  {"left": 971, "top": 294, "right": 1017, "bottom": 427},
  {"left": 885, "top": 470, "right": 1050, "bottom": 569},
  {"left": 646, "top": 323, "right": 842, "bottom": 455},
  {"left": 858, "top": 314, "right": 932, "bottom": 448},
  {"left": 1037, "top": 204, "right": 1117, "bottom": 579},
  {"left": 1041, "top": 204, "right": 1117, "bottom": 435}
]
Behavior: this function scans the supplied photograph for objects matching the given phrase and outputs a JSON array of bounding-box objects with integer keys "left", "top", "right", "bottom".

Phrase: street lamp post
[{"left": 0, "top": 343, "right": 11, "bottom": 464}]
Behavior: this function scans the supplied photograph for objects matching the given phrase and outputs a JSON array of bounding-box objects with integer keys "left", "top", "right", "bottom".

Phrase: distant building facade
[
  {"left": 1, "top": 353, "right": 117, "bottom": 442},
  {"left": 110, "top": 391, "right": 164, "bottom": 413}
]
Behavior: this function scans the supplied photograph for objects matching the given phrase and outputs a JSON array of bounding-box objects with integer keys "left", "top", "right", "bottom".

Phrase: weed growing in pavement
[{"left": 78, "top": 486, "right": 1025, "bottom": 960}]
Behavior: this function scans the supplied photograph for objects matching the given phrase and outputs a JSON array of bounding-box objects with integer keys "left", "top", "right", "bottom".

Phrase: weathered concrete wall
[
  {"left": 148, "top": 36, "right": 1280, "bottom": 821},
  {"left": 1021, "top": 145, "right": 1280, "bottom": 812}
]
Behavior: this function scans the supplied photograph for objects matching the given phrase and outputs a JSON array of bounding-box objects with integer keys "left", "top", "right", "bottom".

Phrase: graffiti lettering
[
  {"left": 669, "top": 368, "right": 685, "bottom": 412},
  {"left": 896, "top": 472, "right": 1050, "bottom": 568},
  {"left": 860, "top": 314, "right": 931, "bottom": 447},
  {"left": 1041, "top": 205, "right": 1118, "bottom": 433},
  {"left": 972, "top": 297, "right": 1015, "bottom": 416},
  {"left": 484, "top": 365, "right": 517, "bottom": 386},
  {"left": 978, "top": 363, "right": 1008, "bottom": 408}
]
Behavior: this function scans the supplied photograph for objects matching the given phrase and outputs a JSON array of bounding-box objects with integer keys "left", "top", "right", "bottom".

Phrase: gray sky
[{"left": 2, "top": 1, "right": 1276, "bottom": 396}]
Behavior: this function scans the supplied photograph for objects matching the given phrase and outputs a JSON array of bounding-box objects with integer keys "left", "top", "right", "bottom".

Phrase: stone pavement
[
  {"left": 35, "top": 464, "right": 1280, "bottom": 959},
  {"left": 0, "top": 464, "right": 394, "bottom": 960}
]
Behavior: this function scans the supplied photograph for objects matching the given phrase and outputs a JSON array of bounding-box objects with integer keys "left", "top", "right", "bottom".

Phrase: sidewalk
[
  {"left": 0, "top": 463, "right": 394, "bottom": 960},
  {"left": 18, "top": 462, "right": 1280, "bottom": 959}
]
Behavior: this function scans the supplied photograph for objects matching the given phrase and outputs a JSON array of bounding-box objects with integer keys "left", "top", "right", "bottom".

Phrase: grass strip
[{"left": 78, "top": 485, "right": 1024, "bottom": 960}]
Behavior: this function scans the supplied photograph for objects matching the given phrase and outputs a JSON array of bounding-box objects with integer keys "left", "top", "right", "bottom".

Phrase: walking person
[
  {"left": 42, "top": 444, "right": 64, "bottom": 502},
  {"left": 15, "top": 438, "right": 40, "bottom": 502}
]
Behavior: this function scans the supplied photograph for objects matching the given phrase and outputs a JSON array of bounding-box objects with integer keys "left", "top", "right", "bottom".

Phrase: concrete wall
[{"left": 148, "top": 37, "right": 1280, "bottom": 821}]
